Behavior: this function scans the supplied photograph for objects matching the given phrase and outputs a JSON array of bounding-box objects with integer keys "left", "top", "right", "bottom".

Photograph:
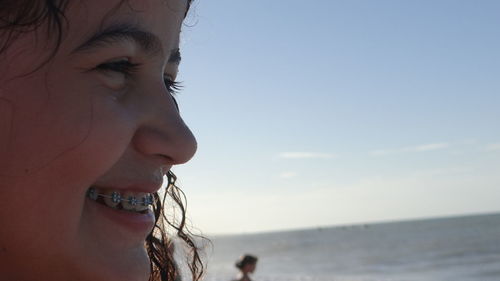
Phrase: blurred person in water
[{"left": 233, "top": 255, "right": 258, "bottom": 281}]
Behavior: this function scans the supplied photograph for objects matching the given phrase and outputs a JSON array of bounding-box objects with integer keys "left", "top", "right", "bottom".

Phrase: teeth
[
  {"left": 121, "top": 191, "right": 138, "bottom": 211},
  {"left": 103, "top": 190, "right": 121, "bottom": 209},
  {"left": 144, "top": 193, "right": 154, "bottom": 206},
  {"left": 87, "top": 188, "right": 98, "bottom": 200},
  {"left": 135, "top": 193, "right": 150, "bottom": 212},
  {"left": 87, "top": 187, "right": 153, "bottom": 212}
]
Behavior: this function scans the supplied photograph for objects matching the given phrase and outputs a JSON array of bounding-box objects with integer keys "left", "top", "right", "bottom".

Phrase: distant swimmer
[{"left": 232, "top": 254, "right": 258, "bottom": 281}]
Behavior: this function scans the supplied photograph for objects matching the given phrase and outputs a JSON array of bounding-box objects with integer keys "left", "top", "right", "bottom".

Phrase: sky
[{"left": 171, "top": 0, "right": 500, "bottom": 235}]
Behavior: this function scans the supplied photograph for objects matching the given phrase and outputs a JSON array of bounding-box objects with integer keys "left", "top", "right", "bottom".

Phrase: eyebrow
[{"left": 73, "top": 23, "right": 181, "bottom": 65}]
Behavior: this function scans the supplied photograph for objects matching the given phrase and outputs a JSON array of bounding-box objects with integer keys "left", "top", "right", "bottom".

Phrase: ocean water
[{"left": 197, "top": 213, "right": 500, "bottom": 281}]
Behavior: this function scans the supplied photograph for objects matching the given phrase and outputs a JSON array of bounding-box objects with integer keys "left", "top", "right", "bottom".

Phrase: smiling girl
[{"left": 0, "top": 0, "right": 202, "bottom": 280}]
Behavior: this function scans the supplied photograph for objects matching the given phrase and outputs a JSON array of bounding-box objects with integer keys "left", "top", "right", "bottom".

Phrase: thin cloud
[
  {"left": 279, "top": 172, "right": 297, "bottom": 179},
  {"left": 371, "top": 142, "right": 450, "bottom": 156},
  {"left": 279, "top": 152, "right": 335, "bottom": 159},
  {"left": 484, "top": 143, "right": 500, "bottom": 151},
  {"left": 414, "top": 143, "right": 449, "bottom": 151}
]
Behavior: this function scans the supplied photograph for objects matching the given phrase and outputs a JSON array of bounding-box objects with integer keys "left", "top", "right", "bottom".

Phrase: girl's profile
[{"left": 0, "top": 0, "right": 202, "bottom": 280}]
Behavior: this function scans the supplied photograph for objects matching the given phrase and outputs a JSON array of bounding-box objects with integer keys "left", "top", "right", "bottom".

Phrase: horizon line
[{"left": 204, "top": 210, "right": 500, "bottom": 237}]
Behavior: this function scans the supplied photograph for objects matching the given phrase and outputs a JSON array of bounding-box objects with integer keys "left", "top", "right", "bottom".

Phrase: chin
[{"left": 77, "top": 247, "right": 151, "bottom": 281}]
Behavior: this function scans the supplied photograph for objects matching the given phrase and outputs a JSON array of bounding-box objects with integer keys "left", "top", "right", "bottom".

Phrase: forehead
[{"left": 64, "top": 0, "right": 188, "bottom": 49}]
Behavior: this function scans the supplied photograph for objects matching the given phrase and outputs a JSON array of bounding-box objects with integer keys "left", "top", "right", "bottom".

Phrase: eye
[
  {"left": 163, "top": 76, "right": 182, "bottom": 96},
  {"left": 93, "top": 58, "right": 140, "bottom": 90},
  {"left": 95, "top": 59, "right": 182, "bottom": 108},
  {"left": 164, "top": 76, "right": 183, "bottom": 110},
  {"left": 96, "top": 58, "right": 139, "bottom": 77}
]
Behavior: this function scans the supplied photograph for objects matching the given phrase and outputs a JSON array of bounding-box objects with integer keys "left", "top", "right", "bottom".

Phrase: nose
[{"left": 132, "top": 83, "right": 197, "bottom": 165}]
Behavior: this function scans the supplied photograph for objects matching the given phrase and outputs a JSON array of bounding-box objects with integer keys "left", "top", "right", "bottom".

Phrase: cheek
[
  {"left": 0, "top": 70, "right": 133, "bottom": 179},
  {"left": 0, "top": 69, "right": 135, "bottom": 220},
  {"left": 0, "top": 70, "right": 136, "bottom": 269},
  {"left": 0, "top": 74, "right": 93, "bottom": 176},
  {"left": 0, "top": 97, "right": 14, "bottom": 161}
]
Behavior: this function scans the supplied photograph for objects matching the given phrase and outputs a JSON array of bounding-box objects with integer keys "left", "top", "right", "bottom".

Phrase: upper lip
[
  {"left": 91, "top": 181, "right": 164, "bottom": 194},
  {"left": 91, "top": 166, "right": 170, "bottom": 194}
]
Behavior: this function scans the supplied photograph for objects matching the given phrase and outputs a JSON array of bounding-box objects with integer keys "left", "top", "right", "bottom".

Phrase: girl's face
[{"left": 0, "top": 0, "right": 196, "bottom": 280}]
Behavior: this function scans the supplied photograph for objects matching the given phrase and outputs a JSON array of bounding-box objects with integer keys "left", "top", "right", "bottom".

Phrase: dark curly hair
[
  {"left": 150, "top": 171, "right": 205, "bottom": 281},
  {"left": 0, "top": 1, "right": 204, "bottom": 281}
]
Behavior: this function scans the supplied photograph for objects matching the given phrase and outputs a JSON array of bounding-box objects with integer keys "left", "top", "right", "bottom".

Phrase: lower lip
[{"left": 87, "top": 198, "right": 155, "bottom": 234}]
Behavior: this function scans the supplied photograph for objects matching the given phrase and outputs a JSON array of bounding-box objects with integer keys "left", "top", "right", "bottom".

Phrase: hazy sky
[{"left": 172, "top": 0, "right": 500, "bottom": 235}]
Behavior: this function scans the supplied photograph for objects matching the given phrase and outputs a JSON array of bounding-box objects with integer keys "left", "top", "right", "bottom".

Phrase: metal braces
[{"left": 87, "top": 188, "right": 154, "bottom": 206}]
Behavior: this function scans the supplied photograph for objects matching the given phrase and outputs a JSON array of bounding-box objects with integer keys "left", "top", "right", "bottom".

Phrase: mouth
[{"left": 87, "top": 187, "right": 154, "bottom": 214}]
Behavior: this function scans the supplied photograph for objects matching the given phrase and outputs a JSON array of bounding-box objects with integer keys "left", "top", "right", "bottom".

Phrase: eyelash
[{"left": 96, "top": 60, "right": 182, "bottom": 97}]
